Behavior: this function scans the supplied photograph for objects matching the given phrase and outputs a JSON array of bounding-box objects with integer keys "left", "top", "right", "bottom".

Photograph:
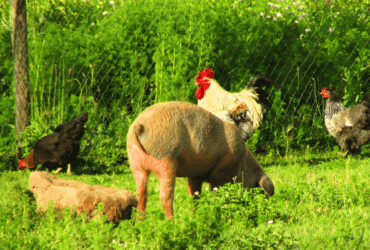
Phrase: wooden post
[{"left": 12, "top": 0, "right": 30, "bottom": 162}]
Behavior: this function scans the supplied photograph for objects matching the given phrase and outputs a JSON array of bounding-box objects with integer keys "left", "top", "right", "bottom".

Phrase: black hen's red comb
[{"left": 19, "top": 159, "right": 26, "bottom": 170}]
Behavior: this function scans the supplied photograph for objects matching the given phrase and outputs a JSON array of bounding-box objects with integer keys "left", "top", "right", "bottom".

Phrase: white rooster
[{"left": 195, "top": 67, "right": 270, "bottom": 140}]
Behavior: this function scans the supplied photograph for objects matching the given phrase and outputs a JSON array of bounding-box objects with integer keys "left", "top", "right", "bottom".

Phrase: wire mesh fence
[{"left": 1, "top": 0, "right": 370, "bottom": 170}]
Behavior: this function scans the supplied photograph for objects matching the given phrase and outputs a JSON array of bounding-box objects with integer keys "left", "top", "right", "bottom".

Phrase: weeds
[{"left": 2, "top": 152, "right": 370, "bottom": 248}]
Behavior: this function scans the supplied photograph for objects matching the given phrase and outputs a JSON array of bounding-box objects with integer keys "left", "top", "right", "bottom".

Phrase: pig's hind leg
[
  {"left": 152, "top": 158, "right": 177, "bottom": 218},
  {"left": 131, "top": 164, "right": 150, "bottom": 218}
]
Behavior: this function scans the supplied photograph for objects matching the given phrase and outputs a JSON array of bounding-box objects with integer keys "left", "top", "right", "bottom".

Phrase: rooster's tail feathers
[{"left": 247, "top": 75, "right": 270, "bottom": 106}]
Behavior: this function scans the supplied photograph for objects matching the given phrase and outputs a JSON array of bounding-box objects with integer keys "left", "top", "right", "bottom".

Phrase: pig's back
[{"left": 132, "top": 102, "right": 239, "bottom": 160}]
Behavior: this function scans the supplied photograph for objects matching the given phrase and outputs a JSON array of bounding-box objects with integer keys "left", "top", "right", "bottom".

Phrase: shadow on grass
[
  {"left": 258, "top": 154, "right": 333, "bottom": 168},
  {"left": 0, "top": 157, "right": 131, "bottom": 175},
  {"left": 71, "top": 158, "right": 131, "bottom": 175}
]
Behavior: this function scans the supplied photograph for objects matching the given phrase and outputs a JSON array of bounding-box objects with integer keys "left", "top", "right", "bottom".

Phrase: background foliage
[
  {"left": 0, "top": 0, "right": 370, "bottom": 164},
  {"left": 1, "top": 0, "right": 370, "bottom": 248},
  {"left": 1, "top": 0, "right": 370, "bottom": 169}
]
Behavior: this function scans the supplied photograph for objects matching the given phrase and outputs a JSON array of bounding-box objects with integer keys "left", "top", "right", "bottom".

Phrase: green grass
[{"left": 1, "top": 150, "right": 369, "bottom": 249}]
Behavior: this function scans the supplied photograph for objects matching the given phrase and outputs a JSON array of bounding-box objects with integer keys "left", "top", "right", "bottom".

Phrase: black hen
[{"left": 19, "top": 111, "right": 88, "bottom": 174}]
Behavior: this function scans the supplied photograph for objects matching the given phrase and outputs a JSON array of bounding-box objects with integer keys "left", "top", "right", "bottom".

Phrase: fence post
[{"left": 12, "top": 0, "right": 30, "bottom": 163}]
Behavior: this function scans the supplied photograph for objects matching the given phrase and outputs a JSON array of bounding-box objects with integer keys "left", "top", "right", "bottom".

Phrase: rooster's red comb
[
  {"left": 320, "top": 87, "right": 330, "bottom": 99},
  {"left": 320, "top": 87, "right": 328, "bottom": 95},
  {"left": 196, "top": 67, "right": 215, "bottom": 83}
]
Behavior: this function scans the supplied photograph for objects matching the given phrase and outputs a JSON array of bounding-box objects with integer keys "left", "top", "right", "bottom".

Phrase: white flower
[
  {"left": 109, "top": 1, "right": 114, "bottom": 4},
  {"left": 301, "top": 13, "right": 306, "bottom": 17},
  {"left": 285, "top": 7, "right": 289, "bottom": 10},
  {"left": 273, "top": 17, "right": 277, "bottom": 21},
  {"left": 225, "top": 194, "right": 229, "bottom": 197},
  {"left": 295, "top": 20, "right": 299, "bottom": 24},
  {"left": 328, "top": 28, "right": 334, "bottom": 33},
  {"left": 205, "top": 187, "right": 209, "bottom": 191},
  {"left": 299, "top": 6, "right": 305, "bottom": 10},
  {"left": 268, "top": 2, "right": 272, "bottom": 6},
  {"left": 213, "top": 187, "right": 218, "bottom": 191},
  {"left": 305, "top": 28, "right": 310, "bottom": 33},
  {"left": 276, "top": 4, "right": 281, "bottom": 8},
  {"left": 275, "top": 12, "right": 281, "bottom": 18},
  {"left": 291, "top": 11, "right": 295, "bottom": 14},
  {"left": 266, "top": 15, "right": 271, "bottom": 19},
  {"left": 292, "top": 2, "right": 296, "bottom": 5},
  {"left": 194, "top": 191, "right": 199, "bottom": 195},
  {"left": 103, "top": 11, "right": 108, "bottom": 16},
  {"left": 336, "top": 12, "right": 339, "bottom": 15},
  {"left": 300, "top": 34, "right": 303, "bottom": 39},
  {"left": 260, "top": 12, "right": 265, "bottom": 17},
  {"left": 124, "top": 243, "right": 128, "bottom": 247},
  {"left": 268, "top": 220, "right": 274, "bottom": 224},
  {"left": 91, "top": 23, "right": 95, "bottom": 26}
]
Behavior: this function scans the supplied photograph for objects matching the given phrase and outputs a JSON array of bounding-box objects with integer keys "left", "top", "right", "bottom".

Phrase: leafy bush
[{"left": 1, "top": 0, "right": 369, "bottom": 169}]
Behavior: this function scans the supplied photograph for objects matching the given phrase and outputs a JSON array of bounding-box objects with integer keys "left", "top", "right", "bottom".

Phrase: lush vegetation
[
  {"left": 0, "top": 0, "right": 370, "bottom": 248},
  {"left": 1, "top": 150, "right": 370, "bottom": 249},
  {"left": 0, "top": 0, "right": 369, "bottom": 169}
]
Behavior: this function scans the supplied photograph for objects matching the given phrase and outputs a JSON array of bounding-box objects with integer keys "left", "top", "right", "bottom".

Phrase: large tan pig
[{"left": 127, "top": 101, "right": 274, "bottom": 218}]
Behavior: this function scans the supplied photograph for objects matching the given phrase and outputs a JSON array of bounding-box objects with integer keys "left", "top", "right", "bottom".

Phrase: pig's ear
[{"left": 259, "top": 175, "right": 274, "bottom": 197}]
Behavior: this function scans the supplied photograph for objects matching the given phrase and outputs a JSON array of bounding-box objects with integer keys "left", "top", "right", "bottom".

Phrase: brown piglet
[{"left": 127, "top": 101, "right": 274, "bottom": 218}]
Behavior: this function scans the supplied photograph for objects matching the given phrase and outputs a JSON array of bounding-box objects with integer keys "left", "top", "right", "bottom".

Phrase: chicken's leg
[
  {"left": 336, "top": 150, "right": 349, "bottom": 157},
  {"left": 54, "top": 168, "right": 63, "bottom": 174},
  {"left": 67, "top": 163, "right": 73, "bottom": 175}
]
